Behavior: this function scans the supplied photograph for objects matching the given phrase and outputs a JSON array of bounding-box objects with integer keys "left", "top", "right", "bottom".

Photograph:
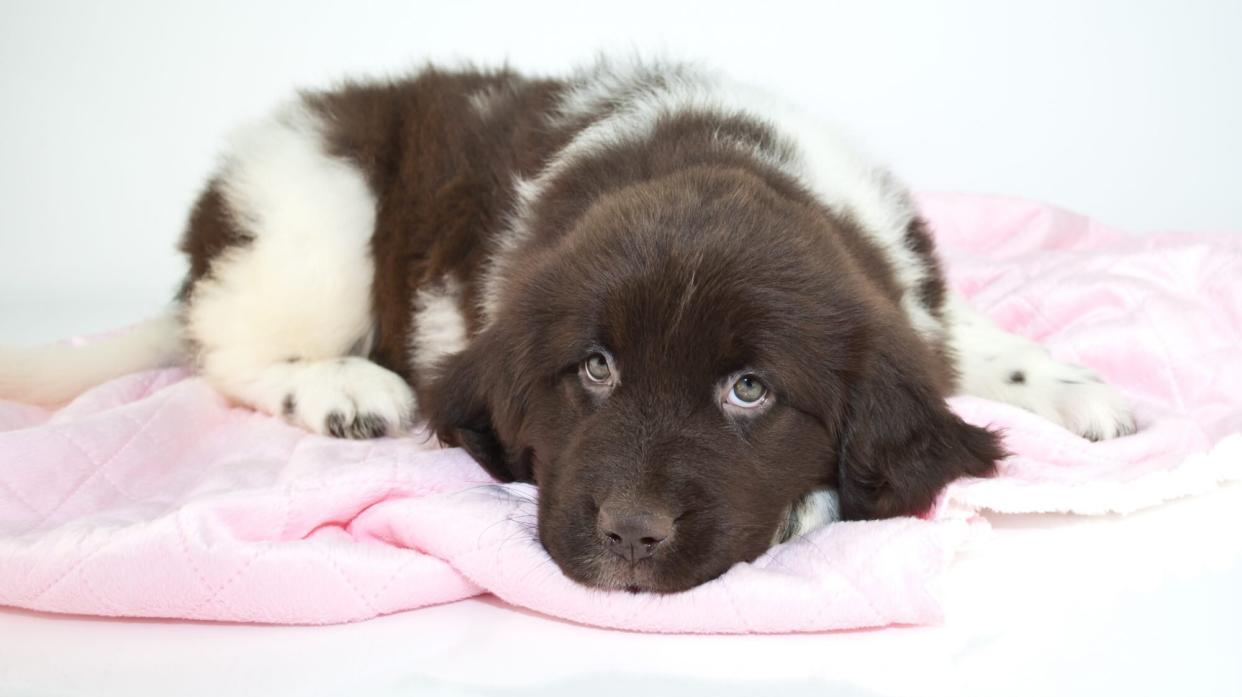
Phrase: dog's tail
[{"left": 0, "top": 312, "right": 187, "bottom": 407}]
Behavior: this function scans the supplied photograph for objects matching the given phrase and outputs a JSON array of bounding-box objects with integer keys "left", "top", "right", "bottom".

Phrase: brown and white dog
[{"left": 1, "top": 60, "right": 1135, "bottom": 593}]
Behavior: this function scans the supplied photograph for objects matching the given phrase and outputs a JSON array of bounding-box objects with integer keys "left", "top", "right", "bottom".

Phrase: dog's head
[{"left": 425, "top": 167, "right": 1001, "bottom": 592}]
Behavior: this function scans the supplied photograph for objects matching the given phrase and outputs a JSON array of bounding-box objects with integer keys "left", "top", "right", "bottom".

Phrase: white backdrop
[
  {"left": 2, "top": 4, "right": 1242, "bottom": 695},
  {"left": 1, "top": 0, "right": 1240, "bottom": 343}
]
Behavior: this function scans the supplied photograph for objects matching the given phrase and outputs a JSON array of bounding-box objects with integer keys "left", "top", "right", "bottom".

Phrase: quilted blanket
[{"left": 1, "top": 193, "right": 1240, "bottom": 633}]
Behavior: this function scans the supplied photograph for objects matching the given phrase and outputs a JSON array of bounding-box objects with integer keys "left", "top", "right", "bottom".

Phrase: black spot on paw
[
  {"left": 282, "top": 394, "right": 297, "bottom": 418},
  {"left": 1008, "top": 370, "right": 1026, "bottom": 385},
  {"left": 325, "top": 411, "right": 349, "bottom": 438},
  {"left": 350, "top": 412, "right": 390, "bottom": 439}
]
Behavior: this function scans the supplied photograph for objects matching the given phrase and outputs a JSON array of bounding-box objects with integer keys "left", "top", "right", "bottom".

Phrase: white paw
[
  {"left": 1040, "top": 362, "right": 1135, "bottom": 441},
  {"left": 985, "top": 353, "right": 1136, "bottom": 441},
  {"left": 280, "top": 357, "right": 415, "bottom": 438},
  {"left": 948, "top": 294, "right": 1136, "bottom": 441}
]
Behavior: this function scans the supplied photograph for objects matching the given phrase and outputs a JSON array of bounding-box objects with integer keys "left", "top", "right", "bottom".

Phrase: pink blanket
[{"left": 2, "top": 193, "right": 1240, "bottom": 633}]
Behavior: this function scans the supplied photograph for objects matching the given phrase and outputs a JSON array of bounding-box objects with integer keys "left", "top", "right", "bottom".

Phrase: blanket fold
[{"left": 2, "top": 193, "right": 1239, "bottom": 633}]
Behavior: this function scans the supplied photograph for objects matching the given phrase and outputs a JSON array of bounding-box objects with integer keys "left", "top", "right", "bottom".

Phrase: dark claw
[
  {"left": 282, "top": 393, "right": 297, "bottom": 418},
  {"left": 325, "top": 411, "right": 349, "bottom": 438},
  {"left": 350, "top": 412, "right": 390, "bottom": 439}
]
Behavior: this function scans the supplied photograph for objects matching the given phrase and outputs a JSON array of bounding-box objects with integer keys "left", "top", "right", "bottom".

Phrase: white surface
[
  {"left": 1, "top": 482, "right": 1239, "bottom": 697},
  {"left": 2, "top": 2, "right": 1241, "bottom": 695}
]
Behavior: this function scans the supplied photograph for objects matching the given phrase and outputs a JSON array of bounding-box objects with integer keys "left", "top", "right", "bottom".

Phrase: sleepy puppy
[{"left": 1, "top": 60, "right": 1135, "bottom": 593}]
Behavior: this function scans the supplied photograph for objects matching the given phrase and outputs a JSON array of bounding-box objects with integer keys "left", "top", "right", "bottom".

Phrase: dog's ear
[
  {"left": 421, "top": 328, "right": 533, "bottom": 483},
  {"left": 835, "top": 335, "right": 1003, "bottom": 520}
]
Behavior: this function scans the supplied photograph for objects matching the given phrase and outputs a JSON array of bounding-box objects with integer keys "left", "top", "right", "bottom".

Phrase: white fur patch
[
  {"left": 947, "top": 294, "right": 1136, "bottom": 440},
  {"left": 773, "top": 488, "right": 841, "bottom": 545},
  {"left": 184, "top": 102, "right": 401, "bottom": 434},
  {"left": 466, "top": 80, "right": 516, "bottom": 119},
  {"left": 477, "top": 177, "right": 540, "bottom": 324},
  {"left": 410, "top": 277, "right": 468, "bottom": 375},
  {"left": 482, "top": 60, "right": 939, "bottom": 340}
]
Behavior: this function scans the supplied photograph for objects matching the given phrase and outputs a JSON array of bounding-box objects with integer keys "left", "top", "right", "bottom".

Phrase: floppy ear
[
  {"left": 420, "top": 330, "right": 533, "bottom": 483},
  {"left": 836, "top": 340, "right": 1003, "bottom": 520}
]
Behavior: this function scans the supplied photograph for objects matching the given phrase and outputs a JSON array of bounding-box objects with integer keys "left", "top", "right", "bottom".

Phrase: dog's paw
[
  {"left": 1008, "top": 357, "right": 1136, "bottom": 441},
  {"left": 280, "top": 357, "right": 415, "bottom": 439},
  {"left": 949, "top": 295, "right": 1136, "bottom": 442}
]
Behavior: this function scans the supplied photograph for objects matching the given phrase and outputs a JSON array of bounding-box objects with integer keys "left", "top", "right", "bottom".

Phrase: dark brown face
[{"left": 425, "top": 169, "right": 1002, "bottom": 593}]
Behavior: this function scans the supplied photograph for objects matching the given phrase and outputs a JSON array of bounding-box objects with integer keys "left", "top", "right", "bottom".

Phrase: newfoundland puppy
[{"left": 1, "top": 60, "right": 1134, "bottom": 593}]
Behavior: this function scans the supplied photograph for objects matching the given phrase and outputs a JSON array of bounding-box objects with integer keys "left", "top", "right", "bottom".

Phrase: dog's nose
[{"left": 598, "top": 505, "right": 675, "bottom": 562}]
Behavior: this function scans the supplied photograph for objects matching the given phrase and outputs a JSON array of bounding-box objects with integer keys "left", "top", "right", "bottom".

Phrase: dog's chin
[{"left": 560, "top": 554, "right": 730, "bottom": 595}]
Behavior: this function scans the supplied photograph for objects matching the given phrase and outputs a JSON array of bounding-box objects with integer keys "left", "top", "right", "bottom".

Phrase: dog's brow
[{"left": 665, "top": 250, "right": 703, "bottom": 345}]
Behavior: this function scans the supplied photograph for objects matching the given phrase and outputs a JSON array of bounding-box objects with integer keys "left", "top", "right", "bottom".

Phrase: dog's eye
[
  {"left": 582, "top": 352, "right": 614, "bottom": 384},
  {"left": 728, "top": 375, "right": 767, "bottom": 407}
]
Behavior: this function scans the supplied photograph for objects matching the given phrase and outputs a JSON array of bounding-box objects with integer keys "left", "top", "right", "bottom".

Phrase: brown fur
[
  {"left": 178, "top": 64, "right": 1002, "bottom": 593},
  {"left": 304, "top": 69, "right": 575, "bottom": 386}
]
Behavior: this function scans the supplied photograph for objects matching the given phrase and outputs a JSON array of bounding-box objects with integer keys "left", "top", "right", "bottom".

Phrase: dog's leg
[
  {"left": 946, "top": 294, "right": 1135, "bottom": 440},
  {"left": 182, "top": 104, "right": 414, "bottom": 438}
]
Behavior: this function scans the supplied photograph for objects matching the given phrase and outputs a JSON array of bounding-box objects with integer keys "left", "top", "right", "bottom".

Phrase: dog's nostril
[{"left": 597, "top": 503, "right": 676, "bottom": 562}]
